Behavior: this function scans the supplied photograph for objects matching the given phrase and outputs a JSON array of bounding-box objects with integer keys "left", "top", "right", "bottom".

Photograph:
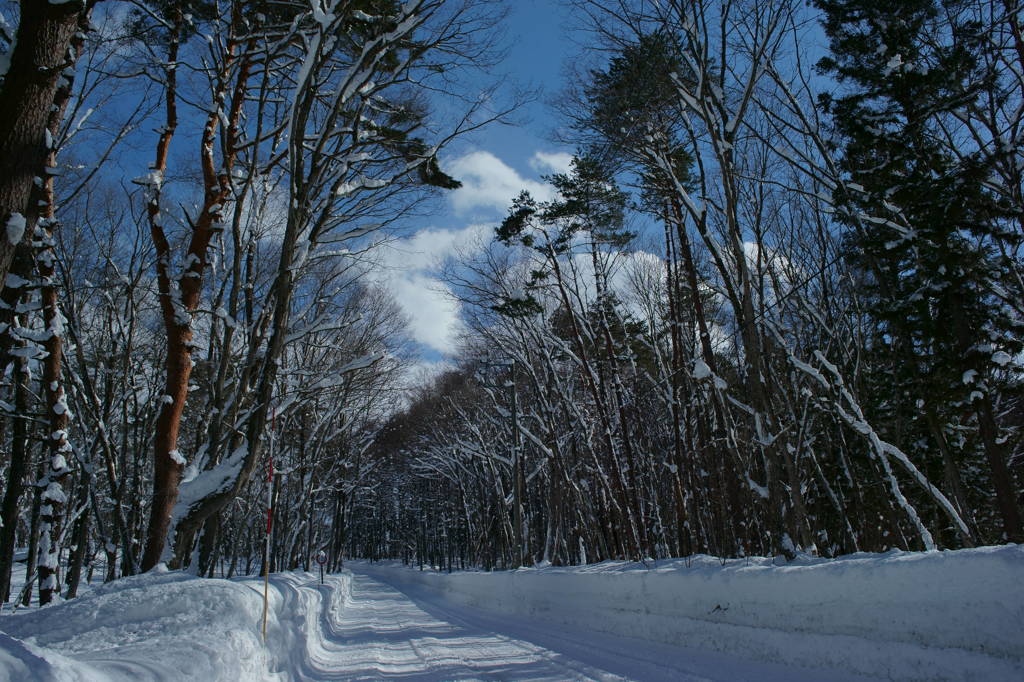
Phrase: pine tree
[{"left": 816, "top": 0, "right": 1023, "bottom": 542}]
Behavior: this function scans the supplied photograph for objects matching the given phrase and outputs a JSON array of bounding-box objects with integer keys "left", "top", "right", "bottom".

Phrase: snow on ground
[
  {"left": 0, "top": 567, "right": 278, "bottom": 681},
  {"left": 0, "top": 545, "right": 1020, "bottom": 681},
  {"left": 0, "top": 567, "right": 842, "bottom": 682},
  {"left": 349, "top": 567, "right": 868, "bottom": 681},
  {"left": 356, "top": 544, "right": 1024, "bottom": 681}
]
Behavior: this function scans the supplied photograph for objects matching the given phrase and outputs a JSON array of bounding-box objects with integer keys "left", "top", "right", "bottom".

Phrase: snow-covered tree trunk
[
  {"left": 0, "top": 333, "right": 31, "bottom": 603},
  {"left": 141, "top": 4, "right": 252, "bottom": 571},
  {"left": 138, "top": 8, "right": 184, "bottom": 573},
  {"left": 0, "top": 0, "right": 95, "bottom": 296},
  {"left": 34, "top": 10, "right": 93, "bottom": 605}
]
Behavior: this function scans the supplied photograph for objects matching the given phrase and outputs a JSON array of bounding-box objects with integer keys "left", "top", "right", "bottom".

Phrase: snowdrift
[
  {"left": 362, "top": 545, "right": 1024, "bottom": 681},
  {"left": 0, "top": 568, "right": 351, "bottom": 682}
]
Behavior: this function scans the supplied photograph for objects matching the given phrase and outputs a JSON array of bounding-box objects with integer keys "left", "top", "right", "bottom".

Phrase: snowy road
[
  {"left": 1, "top": 567, "right": 864, "bottom": 681},
  {"left": 273, "top": 566, "right": 866, "bottom": 681},
  {"left": 3, "top": 549, "right": 1020, "bottom": 680}
]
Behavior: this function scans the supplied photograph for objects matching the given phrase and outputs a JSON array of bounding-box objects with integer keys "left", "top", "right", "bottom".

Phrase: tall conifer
[{"left": 816, "top": 0, "right": 1023, "bottom": 541}]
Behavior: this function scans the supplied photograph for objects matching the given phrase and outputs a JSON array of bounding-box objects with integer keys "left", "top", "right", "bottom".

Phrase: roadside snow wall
[
  {"left": 366, "top": 545, "right": 1024, "bottom": 681},
  {"left": 0, "top": 569, "right": 353, "bottom": 682}
]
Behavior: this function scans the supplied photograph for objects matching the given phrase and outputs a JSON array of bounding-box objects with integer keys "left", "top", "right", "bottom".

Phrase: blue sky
[
  {"left": 477, "top": 0, "right": 576, "bottom": 165},
  {"left": 381, "top": 0, "right": 586, "bottom": 371},
  {"left": 73, "top": 1, "right": 592, "bottom": 376}
]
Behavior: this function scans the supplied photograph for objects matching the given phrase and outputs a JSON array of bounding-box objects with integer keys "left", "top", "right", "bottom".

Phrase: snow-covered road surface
[
  {"left": 277, "top": 566, "right": 863, "bottom": 681},
  {"left": 0, "top": 567, "right": 859, "bottom": 682},
  {"left": 294, "top": 571, "right": 630, "bottom": 680},
  {"left": 3, "top": 546, "right": 1021, "bottom": 681}
]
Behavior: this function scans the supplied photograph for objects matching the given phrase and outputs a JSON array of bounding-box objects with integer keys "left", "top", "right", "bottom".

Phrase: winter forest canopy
[{"left": 0, "top": 0, "right": 1022, "bottom": 610}]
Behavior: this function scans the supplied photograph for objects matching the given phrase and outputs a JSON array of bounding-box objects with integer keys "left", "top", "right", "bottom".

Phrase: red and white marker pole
[
  {"left": 261, "top": 407, "right": 276, "bottom": 641},
  {"left": 316, "top": 549, "right": 327, "bottom": 585}
]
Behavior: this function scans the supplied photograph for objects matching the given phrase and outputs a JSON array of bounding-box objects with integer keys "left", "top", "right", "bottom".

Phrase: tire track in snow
[
  {"left": 263, "top": 566, "right": 862, "bottom": 681},
  {"left": 357, "top": 563, "right": 878, "bottom": 682},
  {"left": 261, "top": 570, "right": 633, "bottom": 680}
]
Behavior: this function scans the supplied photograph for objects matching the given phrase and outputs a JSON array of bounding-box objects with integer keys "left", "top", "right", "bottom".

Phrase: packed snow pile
[
  {"left": 361, "top": 544, "right": 1024, "bottom": 681},
  {"left": 0, "top": 569, "right": 351, "bottom": 682}
]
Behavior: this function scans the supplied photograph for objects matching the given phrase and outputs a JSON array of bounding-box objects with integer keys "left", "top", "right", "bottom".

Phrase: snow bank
[
  {"left": 0, "top": 569, "right": 352, "bottom": 682},
  {"left": 362, "top": 545, "right": 1024, "bottom": 681}
]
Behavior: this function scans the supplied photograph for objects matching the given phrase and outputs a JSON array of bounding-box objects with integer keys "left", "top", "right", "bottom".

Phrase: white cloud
[
  {"left": 385, "top": 223, "right": 490, "bottom": 271},
  {"left": 392, "top": 272, "right": 461, "bottom": 353},
  {"left": 372, "top": 148, "right": 572, "bottom": 355},
  {"left": 373, "top": 223, "right": 491, "bottom": 355},
  {"left": 529, "top": 151, "right": 574, "bottom": 175},
  {"left": 446, "top": 151, "right": 556, "bottom": 216}
]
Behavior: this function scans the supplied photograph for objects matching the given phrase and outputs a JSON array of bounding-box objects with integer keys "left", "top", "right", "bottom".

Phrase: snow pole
[
  {"left": 316, "top": 549, "right": 327, "bottom": 585},
  {"left": 261, "top": 407, "right": 276, "bottom": 641}
]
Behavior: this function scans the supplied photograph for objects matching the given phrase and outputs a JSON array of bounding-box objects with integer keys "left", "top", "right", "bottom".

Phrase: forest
[{"left": 0, "top": 0, "right": 1021, "bottom": 612}]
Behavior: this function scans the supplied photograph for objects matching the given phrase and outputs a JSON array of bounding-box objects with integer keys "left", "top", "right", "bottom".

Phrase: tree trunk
[
  {"left": 22, "top": 458, "right": 45, "bottom": 606},
  {"left": 925, "top": 407, "right": 976, "bottom": 547},
  {"left": 144, "top": 20, "right": 252, "bottom": 569},
  {"left": 0, "top": 353, "right": 30, "bottom": 603},
  {"left": 0, "top": 2, "right": 86, "bottom": 294},
  {"left": 64, "top": 479, "right": 91, "bottom": 599},
  {"left": 976, "top": 397, "right": 1023, "bottom": 542}
]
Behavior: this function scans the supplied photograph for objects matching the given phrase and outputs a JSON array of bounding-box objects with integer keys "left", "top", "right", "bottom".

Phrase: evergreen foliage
[{"left": 816, "top": 0, "right": 1024, "bottom": 541}]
